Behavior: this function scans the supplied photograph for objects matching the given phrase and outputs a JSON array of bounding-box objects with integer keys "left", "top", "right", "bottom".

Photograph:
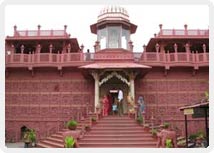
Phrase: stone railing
[
  {"left": 158, "top": 29, "right": 209, "bottom": 37},
  {"left": 5, "top": 51, "right": 209, "bottom": 69}
]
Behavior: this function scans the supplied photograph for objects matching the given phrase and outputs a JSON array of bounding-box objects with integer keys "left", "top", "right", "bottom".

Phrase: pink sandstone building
[{"left": 5, "top": 6, "right": 209, "bottom": 147}]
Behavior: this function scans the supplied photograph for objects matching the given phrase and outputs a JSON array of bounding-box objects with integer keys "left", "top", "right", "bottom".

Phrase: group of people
[
  {"left": 102, "top": 88, "right": 124, "bottom": 116},
  {"left": 101, "top": 88, "right": 145, "bottom": 117}
]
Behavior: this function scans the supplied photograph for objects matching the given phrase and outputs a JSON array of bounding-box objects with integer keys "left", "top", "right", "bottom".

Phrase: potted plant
[
  {"left": 151, "top": 129, "right": 158, "bottom": 139},
  {"left": 137, "top": 116, "right": 143, "bottom": 125},
  {"left": 91, "top": 117, "right": 97, "bottom": 125},
  {"left": 28, "top": 129, "right": 36, "bottom": 147},
  {"left": 163, "top": 122, "right": 170, "bottom": 129},
  {"left": 195, "top": 131, "right": 205, "bottom": 147},
  {"left": 85, "top": 125, "right": 91, "bottom": 131},
  {"left": 189, "top": 133, "right": 198, "bottom": 144},
  {"left": 64, "top": 136, "right": 75, "bottom": 148},
  {"left": 66, "top": 120, "right": 78, "bottom": 130},
  {"left": 165, "top": 138, "right": 173, "bottom": 148}
]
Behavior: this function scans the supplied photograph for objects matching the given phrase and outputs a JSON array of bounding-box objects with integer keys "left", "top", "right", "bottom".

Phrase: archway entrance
[
  {"left": 20, "top": 126, "right": 28, "bottom": 140},
  {"left": 99, "top": 71, "right": 130, "bottom": 114}
]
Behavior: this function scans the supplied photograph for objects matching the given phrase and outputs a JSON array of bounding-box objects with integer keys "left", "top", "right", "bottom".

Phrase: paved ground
[{"left": 5, "top": 142, "right": 24, "bottom": 148}]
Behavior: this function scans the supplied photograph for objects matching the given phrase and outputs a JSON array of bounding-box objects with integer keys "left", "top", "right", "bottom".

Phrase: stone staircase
[
  {"left": 37, "top": 115, "right": 158, "bottom": 148},
  {"left": 36, "top": 115, "right": 92, "bottom": 148},
  {"left": 79, "top": 115, "right": 157, "bottom": 148}
]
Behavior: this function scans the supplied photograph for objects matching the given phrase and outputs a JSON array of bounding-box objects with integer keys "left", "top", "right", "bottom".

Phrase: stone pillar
[
  {"left": 21, "top": 45, "right": 24, "bottom": 54},
  {"left": 174, "top": 43, "right": 178, "bottom": 62},
  {"left": 155, "top": 43, "right": 160, "bottom": 52},
  {"left": 49, "top": 44, "right": 53, "bottom": 53},
  {"left": 128, "top": 41, "right": 133, "bottom": 51},
  {"left": 159, "top": 24, "right": 163, "bottom": 35},
  {"left": 67, "top": 43, "right": 71, "bottom": 53},
  {"left": 129, "top": 72, "right": 137, "bottom": 101},
  {"left": 174, "top": 43, "right": 178, "bottom": 52},
  {"left": 203, "top": 44, "right": 206, "bottom": 53},
  {"left": 36, "top": 44, "right": 41, "bottom": 53},
  {"left": 185, "top": 43, "right": 190, "bottom": 53},
  {"left": 184, "top": 24, "right": 188, "bottom": 35},
  {"left": 92, "top": 72, "right": 100, "bottom": 113},
  {"left": 13, "top": 25, "right": 17, "bottom": 36},
  {"left": 203, "top": 44, "right": 207, "bottom": 61},
  {"left": 10, "top": 45, "right": 15, "bottom": 62},
  {"left": 155, "top": 43, "right": 160, "bottom": 61},
  {"left": 37, "top": 25, "right": 41, "bottom": 36},
  {"left": 64, "top": 25, "right": 67, "bottom": 35},
  {"left": 11, "top": 44, "right": 15, "bottom": 54},
  {"left": 95, "top": 41, "right": 100, "bottom": 52}
]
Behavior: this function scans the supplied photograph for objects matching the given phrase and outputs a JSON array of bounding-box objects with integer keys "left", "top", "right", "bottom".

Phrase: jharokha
[{"left": 5, "top": 6, "right": 209, "bottom": 147}]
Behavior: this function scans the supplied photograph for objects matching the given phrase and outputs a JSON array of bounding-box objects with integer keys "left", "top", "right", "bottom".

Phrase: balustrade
[
  {"left": 160, "top": 29, "right": 208, "bottom": 36},
  {"left": 5, "top": 51, "right": 209, "bottom": 68}
]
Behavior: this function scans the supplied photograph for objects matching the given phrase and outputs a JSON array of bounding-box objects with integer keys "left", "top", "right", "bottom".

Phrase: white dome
[{"left": 98, "top": 6, "right": 129, "bottom": 22}]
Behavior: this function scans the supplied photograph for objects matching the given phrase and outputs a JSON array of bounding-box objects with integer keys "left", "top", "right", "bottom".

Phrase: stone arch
[
  {"left": 99, "top": 71, "right": 130, "bottom": 86},
  {"left": 20, "top": 125, "right": 28, "bottom": 140}
]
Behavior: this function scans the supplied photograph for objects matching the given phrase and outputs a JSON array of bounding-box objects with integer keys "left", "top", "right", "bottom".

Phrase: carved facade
[{"left": 5, "top": 6, "right": 209, "bottom": 142}]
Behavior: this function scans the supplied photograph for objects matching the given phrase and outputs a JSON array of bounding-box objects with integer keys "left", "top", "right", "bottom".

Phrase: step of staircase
[
  {"left": 37, "top": 140, "right": 64, "bottom": 148},
  {"left": 78, "top": 115, "right": 157, "bottom": 148},
  {"left": 79, "top": 142, "right": 157, "bottom": 148},
  {"left": 82, "top": 133, "right": 152, "bottom": 138},
  {"left": 80, "top": 137, "right": 155, "bottom": 143},
  {"left": 37, "top": 115, "right": 157, "bottom": 148},
  {"left": 91, "top": 126, "right": 143, "bottom": 130}
]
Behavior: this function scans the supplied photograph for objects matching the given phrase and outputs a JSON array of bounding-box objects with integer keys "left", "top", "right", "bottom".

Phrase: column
[
  {"left": 155, "top": 43, "right": 160, "bottom": 61},
  {"left": 20, "top": 45, "right": 24, "bottom": 62},
  {"left": 129, "top": 72, "right": 137, "bottom": 100},
  {"left": 203, "top": 44, "right": 207, "bottom": 61},
  {"left": 49, "top": 44, "right": 53, "bottom": 53},
  {"left": 185, "top": 43, "right": 190, "bottom": 62},
  {"left": 159, "top": 24, "right": 163, "bottom": 35},
  {"left": 92, "top": 72, "right": 99, "bottom": 113},
  {"left": 37, "top": 44, "right": 41, "bottom": 62},
  {"left": 37, "top": 25, "right": 41, "bottom": 36},
  {"left": 49, "top": 44, "right": 53, "bottom": 63},
  {"left": 174, "top": 43, "right": 178, "bottom": 62}
]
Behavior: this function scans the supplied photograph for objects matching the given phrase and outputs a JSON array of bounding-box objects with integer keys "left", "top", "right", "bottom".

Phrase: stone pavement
[{"left": 5, "top": 142, "right": 24, "bottom": 148}]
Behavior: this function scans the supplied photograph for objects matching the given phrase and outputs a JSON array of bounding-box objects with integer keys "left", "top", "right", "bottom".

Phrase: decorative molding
[{"left": 99, "top": 71, "right": 130, "bottom": 86}]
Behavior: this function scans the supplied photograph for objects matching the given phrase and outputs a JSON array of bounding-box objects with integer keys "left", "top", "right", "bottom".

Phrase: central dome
[{"left": 98, "top": 6, "right": 129, "bottom": 22}]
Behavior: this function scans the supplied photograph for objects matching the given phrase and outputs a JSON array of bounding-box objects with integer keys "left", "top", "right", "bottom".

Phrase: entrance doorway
[
  {"left": 20, "top": 126, "right": 28, "bottom": 140},
  {"left": 100, "top": 76, "right": 129, "bottom": 114}
]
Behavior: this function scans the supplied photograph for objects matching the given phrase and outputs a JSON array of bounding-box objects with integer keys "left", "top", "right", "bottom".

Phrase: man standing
[{"left": 117, "top": 88, "right": 123, "bottom": 116}]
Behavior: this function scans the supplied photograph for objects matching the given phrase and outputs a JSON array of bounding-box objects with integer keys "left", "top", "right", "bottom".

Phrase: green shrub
[
  {"left": 64, "top": 136, "right": 75, "bottom": 148},
  {"left": 28, "top": 129, "right": 36, "bottom": 142},
  {"left": 150, "top": 129, "right": 158, "bottom": 136},
  {"left": 66, "top": 120, "right": 78, "bottom": 130},
  {"left": 91, "top": 117, "right": 96, "bottom": 122},
  {"left": 165, "top": 139, "right": 173, "bottom": 148},
  {"left": 163, "top": 122, "right": 170, "bottom": 129},
  {"left": 137, "top": 116, "right": 143, "bottom": 125},
  {"left": 196, "top": 131, "right": 204, "bottom": 139},
  {"left": 24, "top": 129, "right": 36, "bottom": 143},
  {"left": 189, "top": 134, "right": 198, "bottom": 141}
]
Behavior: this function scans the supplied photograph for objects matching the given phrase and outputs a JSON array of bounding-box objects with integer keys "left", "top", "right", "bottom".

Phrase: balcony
[
  {"left": 5, "top": 52, "right": 209, "bottom": 70},
  {"left": 140, "top": 52, "right": 209, "bottom": 69},
  {"left": 157, "top": 29, "right": 209, "bottom": 38}
]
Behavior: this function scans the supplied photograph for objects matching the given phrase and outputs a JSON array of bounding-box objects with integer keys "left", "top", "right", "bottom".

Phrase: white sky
[{"left": 5, "top": 5, "right": 209, "bottom": 52}]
